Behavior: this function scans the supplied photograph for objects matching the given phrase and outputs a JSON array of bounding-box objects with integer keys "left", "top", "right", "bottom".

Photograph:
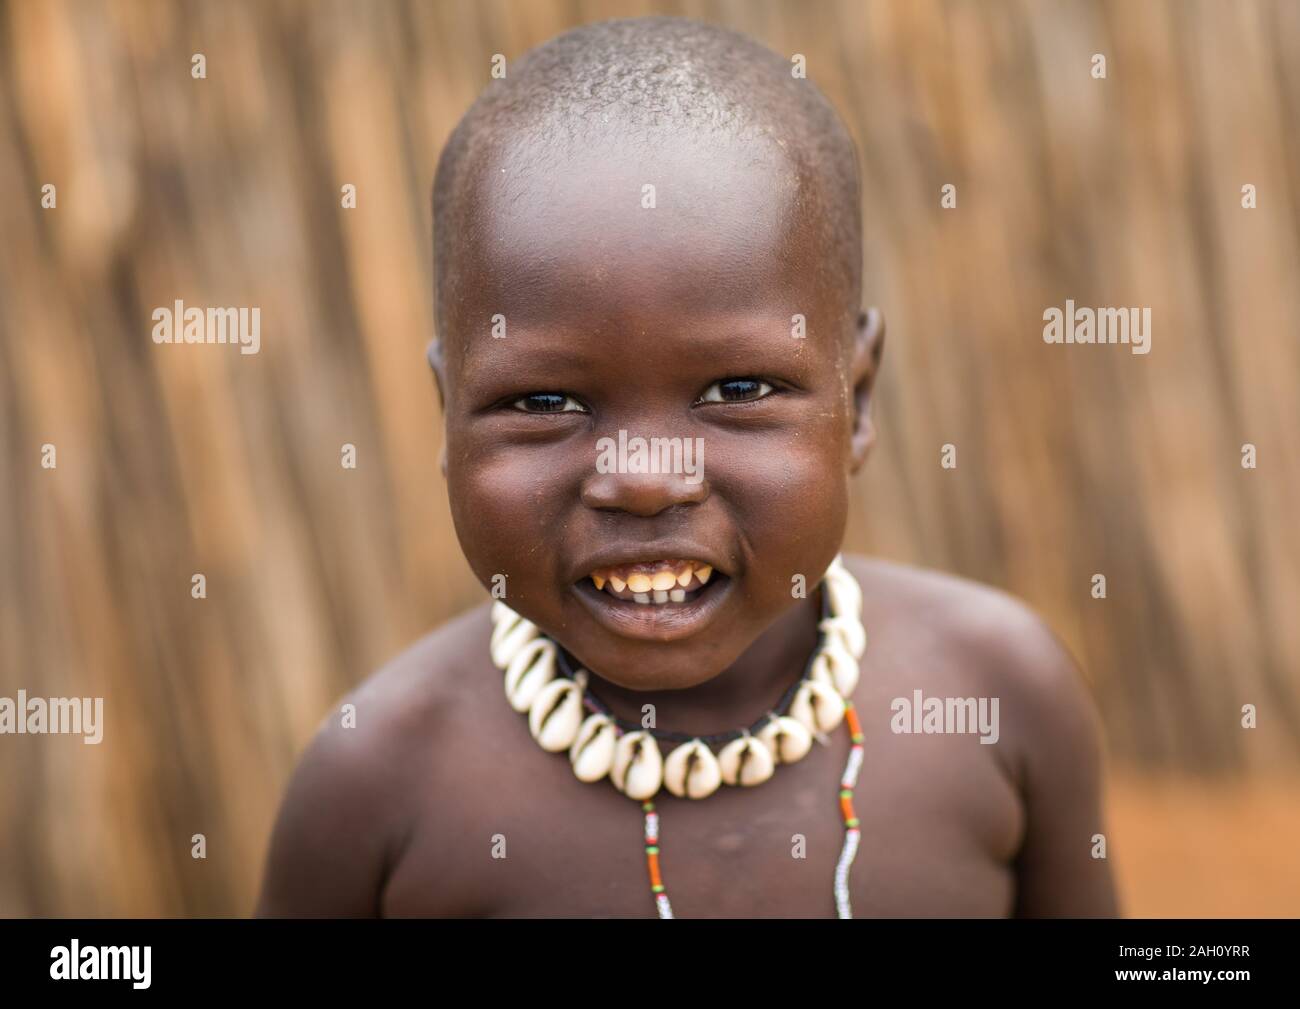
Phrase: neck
[{"left": 583, "top": 591, "right": 823, "bottom": 738}]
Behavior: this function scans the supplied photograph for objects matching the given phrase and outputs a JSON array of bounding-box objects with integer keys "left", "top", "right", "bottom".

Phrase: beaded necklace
[{"left": 488, "top": 555, "right": 867, "bottom": 918}]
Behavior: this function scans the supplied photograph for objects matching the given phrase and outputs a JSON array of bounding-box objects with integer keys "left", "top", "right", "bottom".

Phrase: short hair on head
[{"left": 432, "top": 16, "right": 862, "bottom": 344}]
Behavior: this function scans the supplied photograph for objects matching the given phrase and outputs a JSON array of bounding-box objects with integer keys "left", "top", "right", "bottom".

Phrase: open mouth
[{"left": 572, "top": 558, "right": 732, "bottom": 641}]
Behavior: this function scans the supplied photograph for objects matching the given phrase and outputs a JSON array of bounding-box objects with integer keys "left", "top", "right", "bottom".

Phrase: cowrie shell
[
  {"left": 824, "top": 562, "right": 862, "bottom": 620},
  {"left": 489, "top": 601, "right": 525, "bottom": 647},
  {"left": 491, "top": 613, "right": 539, "bottom": 668},
  {"left": 528, "top": 677, "right": 584, "bottom": 752},
  {"left": 570, "top": 714, "right": 617, "bottom": 782},
  {"left": 490, "top": 600, "right": 519, "bottom": 631},
  {"left": 612, "top": 731, "right": 663, "bottom": 800},
  {"left": 663, "top": 739, "right": 722, "bottom": 799},
  {"left": 757, "top": 715, "right": 813, "bottom": 764},
  {"left": 717, "top": 735, "right": 775, "bottom": 787},
  {"left": 504, "top": 637, "right": 556, "bottom": 712},
  {"left": 810, "top": 640, "right": 860, "bottom": 697},
  {"left": 819, "top": 614, "right": 867, "bottom": 660},
  {"left": 791, "top": 679, "right": 846, "bottom": 734}
]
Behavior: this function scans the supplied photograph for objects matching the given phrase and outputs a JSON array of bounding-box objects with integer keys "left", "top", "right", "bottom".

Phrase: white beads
[
  {"left": 841, "top": 744, "right": 864, "bottom": 790},
  {"left": 834, "top": 827, "right": 861, "bottom": 919}
]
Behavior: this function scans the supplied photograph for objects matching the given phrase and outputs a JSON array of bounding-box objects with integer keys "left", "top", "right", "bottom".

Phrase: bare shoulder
[
  {"left": 840, "top": 552, "right": 1102, "bottom": 737},
  {"left": 336, "top": 600, "right": 494, "bottom": 744},
  {"left": 839, "top": 554, "right": 1118, "bottom": 914},
  {"left": 842, "top": 553, "right": 1075, "bottom": 658},
  {"left": 254, "top": 602, "right": 493, "bottom": 916}
]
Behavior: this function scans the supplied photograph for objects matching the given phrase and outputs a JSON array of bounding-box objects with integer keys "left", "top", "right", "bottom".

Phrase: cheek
[
  {"left": 446, "top": 445, "right": 571, "bottom": 589},
  {"left": 712, "top": 426, "right": 849, "bottom": 585},
  {"left": 717, "top": 396, "right": 849, "bottom": 516}
]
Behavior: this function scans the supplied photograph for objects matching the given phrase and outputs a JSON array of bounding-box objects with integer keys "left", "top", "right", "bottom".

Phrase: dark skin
[{"left": 255, "top": 128, "right": 1119, "bottom": 918}]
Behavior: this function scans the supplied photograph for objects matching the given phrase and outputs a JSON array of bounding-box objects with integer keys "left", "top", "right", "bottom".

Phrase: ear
[
  {"left": 849, "top": 307, "right": 885, "bottom": 473},
  {"left": 427, "top": 338, "right": 449, "bottom": 478},
  {"left": 427, "top": 338, "right": 447, "bottom": 406}
]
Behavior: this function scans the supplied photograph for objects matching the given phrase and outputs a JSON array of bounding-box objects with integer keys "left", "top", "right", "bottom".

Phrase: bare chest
[{"left": 382, "top": 710, "right": 1023, "bottom": 918}]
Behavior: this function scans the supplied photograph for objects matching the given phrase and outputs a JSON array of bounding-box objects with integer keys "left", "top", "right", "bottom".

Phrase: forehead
[{"left": 447, "top": 129, "right": 832, "bottom": 338}]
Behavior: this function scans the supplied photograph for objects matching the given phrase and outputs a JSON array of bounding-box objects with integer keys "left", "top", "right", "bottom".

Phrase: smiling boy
[{"left": 255, "top": 17, "right": 1119, "bottom": 918}]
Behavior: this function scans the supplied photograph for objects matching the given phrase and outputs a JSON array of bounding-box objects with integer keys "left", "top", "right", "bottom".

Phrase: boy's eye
[
  {"left": 696, "top": 378, "right": 775, "bottom": 404},
  {"left": 510, "top": 392, "right": 587, "bottom": 414}
]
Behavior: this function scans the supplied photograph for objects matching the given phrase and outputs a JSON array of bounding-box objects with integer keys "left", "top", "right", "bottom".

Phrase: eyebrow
[{"left": 453, "top": 339, "right": 595, "bottom": 381}]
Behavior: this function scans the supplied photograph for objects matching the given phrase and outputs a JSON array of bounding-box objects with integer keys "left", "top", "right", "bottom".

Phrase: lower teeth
[{"left": 617, "top": 585, "right": 701, "bottom": 606}]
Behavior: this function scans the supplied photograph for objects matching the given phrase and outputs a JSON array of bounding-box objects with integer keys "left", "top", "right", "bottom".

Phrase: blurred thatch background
[{"left": 1, "top": 0, "right": 1297, "bottom": 917}]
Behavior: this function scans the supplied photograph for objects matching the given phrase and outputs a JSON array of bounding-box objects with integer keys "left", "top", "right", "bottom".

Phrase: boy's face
[{"left": 435, "top": 130, "right": 880, "bottom": 690}]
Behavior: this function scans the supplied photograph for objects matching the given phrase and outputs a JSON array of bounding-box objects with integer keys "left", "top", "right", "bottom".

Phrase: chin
[{"left": 560, "top": 626, "right": 746, "bottom": 692}]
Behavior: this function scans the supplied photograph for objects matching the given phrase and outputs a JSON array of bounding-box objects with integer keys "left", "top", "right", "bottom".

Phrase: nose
[
  {"left": 580, "top": 451, "right": 710, "bottom": 517},
  {"left": 581, "top": 472, "right": 710, "bottom": 516}
]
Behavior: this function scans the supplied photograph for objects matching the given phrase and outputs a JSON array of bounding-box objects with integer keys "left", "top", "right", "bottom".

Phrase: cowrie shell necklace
[{"left": 488, "top": 554, "right": 868, "bottom": 918}]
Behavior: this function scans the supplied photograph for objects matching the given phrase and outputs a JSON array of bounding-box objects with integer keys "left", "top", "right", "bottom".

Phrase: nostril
[{"left": 580, "top": 471, "right": 709, "bottom": 517}]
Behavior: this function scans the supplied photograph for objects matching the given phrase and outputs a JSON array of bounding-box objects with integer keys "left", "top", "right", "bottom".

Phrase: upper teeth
[{"left": 588, "top": 560, "right": 715, "bottom": 604}]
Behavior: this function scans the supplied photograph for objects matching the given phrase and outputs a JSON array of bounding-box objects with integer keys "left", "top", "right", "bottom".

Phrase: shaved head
[{"left": 432, "top": 16, "right": 862, "bottom": 345}]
